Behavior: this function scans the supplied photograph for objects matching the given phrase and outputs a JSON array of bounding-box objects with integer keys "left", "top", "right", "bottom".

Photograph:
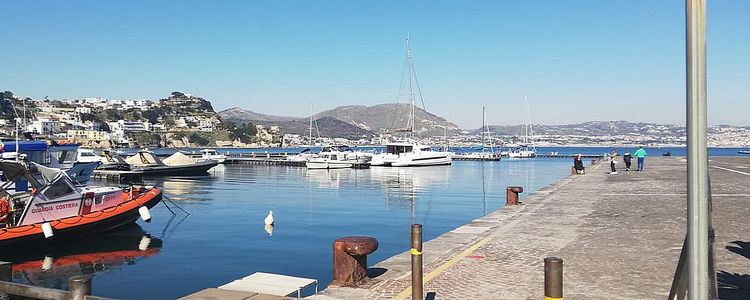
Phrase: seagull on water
[{"left": 264, "top": 210, "right": 274, "bottom": 226}]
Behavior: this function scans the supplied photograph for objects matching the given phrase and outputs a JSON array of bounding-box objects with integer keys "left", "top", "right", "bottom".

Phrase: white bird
[{"left": 264, "top": 210, "right": 275, "bottom": 226}]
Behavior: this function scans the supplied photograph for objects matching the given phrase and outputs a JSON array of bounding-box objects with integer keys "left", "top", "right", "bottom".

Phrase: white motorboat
[
  {"left": 287, "top": 148, "right": 319, "bottom": 162},
  {"left": 77, "top": 148, "right": 103, "bottom": 163},
  {"left": 305, "top": 145, "right": 367, "bottom": 169},
  {"left": 507, "top": 145, "right": 537, "bottom": 158},
  {"left": 193, "top": 149, "right": 227, "bottom": 164}
]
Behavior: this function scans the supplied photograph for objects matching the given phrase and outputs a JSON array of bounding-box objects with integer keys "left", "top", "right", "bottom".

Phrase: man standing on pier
[{"left": 633, "top": 146, "right": 647, "bottom": 171}]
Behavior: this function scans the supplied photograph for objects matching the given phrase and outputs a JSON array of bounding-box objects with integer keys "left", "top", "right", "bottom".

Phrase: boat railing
[{"left": 1, "top": 261, "right": 112, "bottom": 300}]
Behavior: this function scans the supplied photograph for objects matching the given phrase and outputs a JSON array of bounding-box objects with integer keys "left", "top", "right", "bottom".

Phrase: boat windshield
[
  {"left": 387, "top": 145, "right": 413, "bottom": 155},
  {"left": 336, "top": 146, "right": 352, "bottom": 152}
]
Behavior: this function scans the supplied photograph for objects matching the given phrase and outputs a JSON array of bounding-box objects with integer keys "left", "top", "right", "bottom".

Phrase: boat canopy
[{"left": 2, "top": 141, "right": 49, "bottom": 152}]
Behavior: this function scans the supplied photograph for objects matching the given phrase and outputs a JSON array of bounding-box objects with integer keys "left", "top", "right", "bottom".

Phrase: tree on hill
[{"left": 220, "top": 120, "right": 257, "bottom": 143}]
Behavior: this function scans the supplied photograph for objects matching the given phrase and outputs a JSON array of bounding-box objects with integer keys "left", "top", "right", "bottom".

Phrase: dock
[
  {"left": 316, "top": 156, "right": 750, "bottom": 299},
  {"left": 181, "top": 272, "right": 318, "bottom": 300},
  {"left": 224, "top": 154, "right": 371, "bottom": 169}
]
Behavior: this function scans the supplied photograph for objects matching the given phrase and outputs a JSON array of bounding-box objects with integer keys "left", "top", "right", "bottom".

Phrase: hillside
[
  {"left": 316, "top": 103, "right": 459, "bottom": 136},
  {"left": 218, "top": 107, "right": 300, "bottom": 122},
  {"left": 478, "top": 121, "right": 687, "bottom": 136}
]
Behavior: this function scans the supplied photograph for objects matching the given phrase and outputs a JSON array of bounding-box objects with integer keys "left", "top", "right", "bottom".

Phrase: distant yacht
[
  {"left": 507, "top": 96, "right": 537, "bottom": 158},
  {"left": 370, "top": 34, "right": 452, "bottom": 167}
]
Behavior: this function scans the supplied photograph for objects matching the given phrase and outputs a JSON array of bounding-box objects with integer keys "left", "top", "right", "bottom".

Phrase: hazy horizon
[{"left": 2, "top": 1, "right": 748, "bottom": 128}]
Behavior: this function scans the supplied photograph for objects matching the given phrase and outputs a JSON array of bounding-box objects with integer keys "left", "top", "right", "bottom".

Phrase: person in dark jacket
[
  {"left": 573, "top": 154, "right": 585, "bottom": 174},
  {"left": 623, "top": 152, "right": 633, "bottom": 171}
]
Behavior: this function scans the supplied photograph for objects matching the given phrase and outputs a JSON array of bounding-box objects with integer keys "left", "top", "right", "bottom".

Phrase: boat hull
[
  {"left": 306, "top": 160, "right": 353, "bottom": 169},
  {"left": 0, "top": 187, "right": 162, "bottom": 247},
  {"left": 132, "top": 160, "right": 218, "bottom": 176},
  {"left": 391, "top": 154, "right": 452, "bottom": 167}
]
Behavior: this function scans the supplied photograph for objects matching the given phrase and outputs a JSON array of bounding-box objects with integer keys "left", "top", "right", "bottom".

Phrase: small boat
[
  {"left": 98, "top": 149, "right": 132, "bottom": 171},
  {"left": 0, "top": 160, "right": 162, "bottom": 247},
  {"left": 125, "top": 150, "right": 218, "bottom": 176},
  {"left": 306, "top": 150, "right": 354, "bottom": 170},
  {"left": 287, "top": 148, "right": 319, "bottom": 162},
  {"left": 192, "top": 149, "right": 227, "bottom": 164},
  {"left": 1, "top": 141, "right": 100, "bottom": 183},
  {"left": 507, "top": 144, "right": 537, "bottom": 158},
  {"left": 739, "top": 150, "right": 750, "bottom": 155}
]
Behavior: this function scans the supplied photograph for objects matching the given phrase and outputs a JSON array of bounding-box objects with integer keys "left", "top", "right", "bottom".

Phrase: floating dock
[
  {"left": 225, "top": 154, "right": 371, "bottom": 169},
  {"left": 181, "top": 272, "right": 317, "bottom": 299}
]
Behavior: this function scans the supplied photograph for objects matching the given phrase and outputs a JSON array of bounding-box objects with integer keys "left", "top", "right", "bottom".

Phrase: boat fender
[
  {"left": 138, "top": 236, "right": 152, "bottom": 251},
  {"left": 41, "top": 222, "right": 54, "bottom": 238},
  {"left": 42, "top": 256, "right": 54, "bottom": 270},
  {"left": 138, "top": 206, "right": 152, "bottom": 222}
]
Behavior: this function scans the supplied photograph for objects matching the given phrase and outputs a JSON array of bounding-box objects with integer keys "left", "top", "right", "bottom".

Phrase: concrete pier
[{"left": 315, "top": 156, "right": 750, "bottom": 299}]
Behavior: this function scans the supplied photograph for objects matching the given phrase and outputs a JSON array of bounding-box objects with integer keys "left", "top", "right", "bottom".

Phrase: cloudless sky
[{"left": 1, "top": 1, "right": 748, "bottom": 128}]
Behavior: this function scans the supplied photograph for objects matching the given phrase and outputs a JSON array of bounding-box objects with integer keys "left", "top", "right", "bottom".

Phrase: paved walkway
[{"left": 316, "top": 156, "right": 750, "bottom": 299}]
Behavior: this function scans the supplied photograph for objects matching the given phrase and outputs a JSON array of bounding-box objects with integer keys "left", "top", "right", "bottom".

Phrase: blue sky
[{"left": 1, "top": 1, "right": 748, "bottom": 128}]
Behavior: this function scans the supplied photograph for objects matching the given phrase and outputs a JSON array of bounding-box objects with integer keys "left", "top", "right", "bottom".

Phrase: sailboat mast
[
  {"left": 407, "top": 33, "right": 415, "bottom": 139},
  {"left": 309, "top": 103, "right": 313, "bottom": 146},
  {"left": 523, "top": 96, "right": 529, "bottom": 144}
]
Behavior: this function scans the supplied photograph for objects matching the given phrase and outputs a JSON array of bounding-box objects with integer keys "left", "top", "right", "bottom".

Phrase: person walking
[
  {"left": 609, "top": 149, "right": 619, "bottom": 175},
  {"left": 633, "top": 146, "right": 647, "bottom": 171},
  {"left": 623, "top": 152, "right": 633, "bottom": 171}
]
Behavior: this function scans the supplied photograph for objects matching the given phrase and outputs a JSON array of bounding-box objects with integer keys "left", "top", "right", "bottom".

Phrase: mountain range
[{"left": 218, "top": 103, "right": 459, "bottom": 138}]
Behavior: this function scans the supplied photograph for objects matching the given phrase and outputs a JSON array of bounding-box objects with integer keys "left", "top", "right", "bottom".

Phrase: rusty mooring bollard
[
  {"left": 411, "top": 224, "right": 423, "bottom": 300},
  {"left": 69, "top": 275, "right": 93, "bottom": 300},
  {"left": 332, "top": 236, "right": 378, "bottom": 287},
  {"left": 506, "top": 186, "right": 524, "bottom": 205},
  {"left": 544, "top": 257, "right": 563, "bottom": 300}
]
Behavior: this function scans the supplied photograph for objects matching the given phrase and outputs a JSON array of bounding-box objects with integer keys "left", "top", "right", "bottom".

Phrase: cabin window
[
  {"left": 95, "top": 196, "right": 103, "bottom": 205},
  {"left": 81, "top": 152, "right": 96, "bottom": 157},
  {"left": 330, "top": 155, "right": 338, "bottom": 160},
  {"left": 43, "top": 180, "right": 75, "bottom": 199}
]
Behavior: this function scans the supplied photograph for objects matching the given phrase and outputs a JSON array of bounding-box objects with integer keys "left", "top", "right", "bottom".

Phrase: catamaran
[{"left": 370, "top": 34, "right": 452, "bottom": 167}]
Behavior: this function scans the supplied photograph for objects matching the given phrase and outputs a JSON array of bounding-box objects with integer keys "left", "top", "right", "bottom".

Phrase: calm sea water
[{"left": 2, "top": 146, "right": 745, "bottom": 299}]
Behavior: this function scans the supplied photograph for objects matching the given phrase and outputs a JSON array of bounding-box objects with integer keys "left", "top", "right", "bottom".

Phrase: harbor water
[{"left": 1, "top": 147, "right": 743, "bottom": 299}]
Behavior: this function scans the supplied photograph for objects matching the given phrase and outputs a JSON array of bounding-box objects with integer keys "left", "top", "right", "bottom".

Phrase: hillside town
[{"left": 1, "top": 90, "right": 748, "bottom": 148}]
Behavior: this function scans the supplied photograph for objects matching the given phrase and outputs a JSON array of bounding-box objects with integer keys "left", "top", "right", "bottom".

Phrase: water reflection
[{"left": 2, "top": 224, "right": 162, "bottom": 289}]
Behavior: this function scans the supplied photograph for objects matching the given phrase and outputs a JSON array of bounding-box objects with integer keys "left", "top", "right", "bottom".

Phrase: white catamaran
[{"left": 370, "top": 34, "right": 452, "bottom": 167}]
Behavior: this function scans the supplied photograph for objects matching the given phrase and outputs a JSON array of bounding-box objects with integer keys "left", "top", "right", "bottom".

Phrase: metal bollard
[
  {"left": 69, "top": 275, "right": 92, "bottom": 300},
  {"left": 411, "top": 224, "right": 423, "bottom": 300},
  {"left": 544, "top": 257, "right": 563, "bottom": 300},
  {"left": 506, "top": 186, "right": 524, "bottom": 205},
  {"left": 0, "top": 261, "right": 11, "bottom": 300},
  {"left": 332, "top": 236, "right": 379, "bottom": 287}
]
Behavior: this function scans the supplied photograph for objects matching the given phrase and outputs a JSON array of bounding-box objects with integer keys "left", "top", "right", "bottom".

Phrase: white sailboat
[
  {"left": 370, "top": 34, "right": 452, "bottom": 167},
  {"left": 288, "top": 104, "right": 321, "bottom": 162},
  {"left": 507, "top": 96, "right": 537, "bottom": 158},
  {"left": 454, "top": 106, "right": 500, "bottom": 160}
]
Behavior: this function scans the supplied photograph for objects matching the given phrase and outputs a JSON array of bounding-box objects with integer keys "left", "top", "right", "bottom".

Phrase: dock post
[
  {"left": 544, "top": 257, "right": 563, "bottom": 300},
  {"left": 0, "top": 261, "right": 10, "bottom": 300},
  {"left": 69, "top": 275, "right": 92, "bottom": 300},
  {"left": 411, "top": 224, "right": 423, "bottom": 300},
  {"left": 506, "top": 186, "right": 524, "bottom": 205}
]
